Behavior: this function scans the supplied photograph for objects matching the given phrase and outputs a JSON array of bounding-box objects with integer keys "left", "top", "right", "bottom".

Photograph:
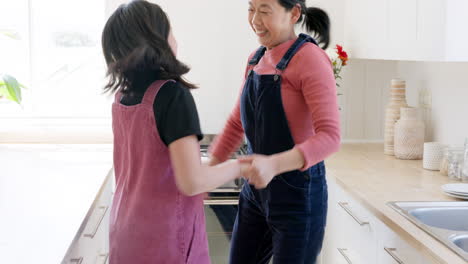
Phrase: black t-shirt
[{"left": 119, "top": 71, "right": 203, "bottom": 146}]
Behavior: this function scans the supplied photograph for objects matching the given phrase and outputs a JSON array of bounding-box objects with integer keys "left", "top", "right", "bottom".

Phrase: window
[{"left": 0, "top": 0, "right": 112, "bottom": 119}]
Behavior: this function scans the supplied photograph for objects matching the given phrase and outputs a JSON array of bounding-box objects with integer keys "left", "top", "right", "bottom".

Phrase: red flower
[{"left": 335, "top": 44, "right": 348, "bottom": 65}]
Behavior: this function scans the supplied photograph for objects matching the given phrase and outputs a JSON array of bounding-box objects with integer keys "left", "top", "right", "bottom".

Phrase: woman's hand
[
  {"left": 238, "top": 154, "right": 279, "bottom": 189},
  {"left": 237, "top": 148, "right": 305, "bottom": 189},
  {"left": 208, "top": 155, "right": 221, "bottom": 166}
]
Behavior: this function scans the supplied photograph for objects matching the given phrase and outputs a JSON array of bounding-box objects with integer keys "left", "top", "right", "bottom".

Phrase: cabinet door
[
  {"left": 335, "top": 182, "right": 377, "bottom": 264},
  {"left": 323, "top": 180, "right": 377, "bottom": 264},
  {"left": 444, "top": 0, "right": 468, "bottom": 61},
  {"left": 63, "top": 171, "right": 113, "bottom": 264},
  {"left": 344, "top": 0, "right": 389, "bottom": 60},
  {"left": 343, "top": 0, "right": 468, "bottom": 61},
  {"left": 322, "top": 180, "right": 351, "bottom": 264},
  {"left": 377, "top": 220, "right": 436, "bottom": 264},
  {"left": 378, "top": 223, "right": 420, "bottom": 264},
  {"left": 416, "top": 0, "right": 446, "bottom": 61},
  {"left": 323, "top": 180, "right": 351, "bottom": 264},
  {"left": 387, "top": 0, "right": 418, "bottom": 60},
  {"left": 65, "top": 207, "right": 109, "bottom": 264}
]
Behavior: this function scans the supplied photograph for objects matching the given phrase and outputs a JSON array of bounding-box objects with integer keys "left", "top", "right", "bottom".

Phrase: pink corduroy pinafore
[{"left": 109, "top": 80, "right": 210, "bottom": 264}]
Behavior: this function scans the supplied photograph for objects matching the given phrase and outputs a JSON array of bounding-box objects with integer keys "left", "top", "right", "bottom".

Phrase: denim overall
[{"left": 230, "top": 34, "right": 328, "bottom": 264}]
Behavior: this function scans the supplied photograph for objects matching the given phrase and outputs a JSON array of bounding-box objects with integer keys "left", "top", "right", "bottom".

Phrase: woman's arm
[
  {"left": 294, "top": 44, "right": 341, "bottom": 170},
  {"left": 169, "top": 135, "right": 244, "bottom": 196},
  {"left": 240, "top": 45, "right": 340, "bottom": 189}
]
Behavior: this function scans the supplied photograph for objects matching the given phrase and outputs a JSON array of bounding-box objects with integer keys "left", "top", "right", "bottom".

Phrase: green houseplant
[{"left": 0, "top": 30, "right": 26, "bottom": 104}]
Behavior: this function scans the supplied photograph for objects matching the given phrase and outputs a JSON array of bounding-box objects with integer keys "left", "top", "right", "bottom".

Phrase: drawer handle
[
  {"left": 337, "top": 248, "right": 353, "bottom": 264},
  {"left": 70, "top": 257, "right": 83, "bottom": 264},
  {"left": 204, "top": 198, "right": 238, "bottom": 205},
  {"left": 384, "top": 247, "right": 404, "bottom": 264},
  {"left": 338, "top": 202, "right": 369, "bottom": 226},
  {"left": 84, "top": 206, "right": 108, "bottom": 238},
  {"left": 97, "top": 253, "right": 109, "bottom": 264}
]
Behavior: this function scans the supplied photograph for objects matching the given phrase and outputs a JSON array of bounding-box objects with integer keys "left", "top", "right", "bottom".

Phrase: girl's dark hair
[
  {"left": 278, "top": 0, "right": 330, "bottom": 49},
  {"left": 101, "top": 0, "right": 196, "bottom": 94}
]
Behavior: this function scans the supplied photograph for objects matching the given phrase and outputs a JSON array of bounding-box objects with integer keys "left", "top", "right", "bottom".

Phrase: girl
[
  {"left": 101, "top": 1, "right": 245, "bottom": 263},
  {"left": 209, "top": 0, "right": 341, "bottom": 263}
]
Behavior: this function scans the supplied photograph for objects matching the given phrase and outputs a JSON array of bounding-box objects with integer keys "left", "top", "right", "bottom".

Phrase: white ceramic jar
[{"left": 394, "top": 107, "right": 425, "bottom": 160}]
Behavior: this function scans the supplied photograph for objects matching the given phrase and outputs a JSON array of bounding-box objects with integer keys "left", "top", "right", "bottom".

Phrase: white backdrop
[
  {"left": 105, "top": 0, "right": 342, "bottom": 134},
  {"left": 107, "top": 0, "right": 258, "bottom": 133}
]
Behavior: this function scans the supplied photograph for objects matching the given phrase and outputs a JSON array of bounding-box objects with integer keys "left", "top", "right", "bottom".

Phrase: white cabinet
[
  {"left": 344, "top": 0, "right": 468, "bottom": 61},
  {"left": 378, "top": 224, "right": 420, "bottom": 263},
  {"left": 322, "top": 179, "right": 441, "bottom": 264},
  {"left": 62, "top": 169, "right": 114, "bottom": 264},
  {"left": 322, "top": 179, "right": 377, "bottom": 264}
]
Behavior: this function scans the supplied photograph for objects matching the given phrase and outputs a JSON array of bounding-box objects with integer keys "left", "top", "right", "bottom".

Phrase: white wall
[
  {"left": 338, "top": 59, "right": 398, "bottom": 141},
  {"left": 339, "top": 59, "right": 468, "bottom": 146},
  {"left": 171, "top": 0, "right": 345, "bottom": 134},
  {"left": 103, "top": 0, "right": 348, "bottom": 134},
  {"left": 108, "top": 1, "right": 468, "bottom": 146},
  {"left": 107, "top": 0, "right": 258, "bottom": 134},
  {"left": 159, "top": 0, "right": 258, "bottom": 134},
  {"left": 396, "top": 61, "right": 468, "bottom": 145}
]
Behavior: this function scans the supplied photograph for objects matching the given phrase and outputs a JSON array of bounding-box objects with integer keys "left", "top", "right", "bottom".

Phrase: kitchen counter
[
  {"left": 0, "top": 144, "right": 113, "bottom": 264},
  {"left": 326, "top": 143, "right": 466, "bottom": 264}
]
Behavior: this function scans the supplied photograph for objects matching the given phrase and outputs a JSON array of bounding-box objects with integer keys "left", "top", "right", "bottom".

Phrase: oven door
[{"left": 204, "top": 193, "right": 239, "bottom": 264}]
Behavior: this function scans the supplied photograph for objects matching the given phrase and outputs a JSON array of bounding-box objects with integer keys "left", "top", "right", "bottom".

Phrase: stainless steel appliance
[{"left": 200, "top": 144, "right": 245, "bottom": 264}]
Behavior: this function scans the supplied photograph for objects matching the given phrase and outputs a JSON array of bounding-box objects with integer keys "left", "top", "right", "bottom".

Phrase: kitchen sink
[
  {"left": 452, "top": 235, "right": 468, "bottom": 253},
  {"left": 409, "top": 207, "right": 468, "bottom": 231},
  {"left": 388, "top": 201, "right": 468, "bottom": 261}
]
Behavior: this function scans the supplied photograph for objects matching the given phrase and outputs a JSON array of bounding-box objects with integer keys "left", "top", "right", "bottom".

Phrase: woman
[
  {"left": 209, "top": 0, "right": 341, "bottom": 263},
  {"left": 101, "top": 1, "right": 246, "bottom": 263}
]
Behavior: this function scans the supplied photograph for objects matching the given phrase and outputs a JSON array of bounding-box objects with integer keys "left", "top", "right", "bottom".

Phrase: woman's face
[
  {"left": 248, "top": 0, "right": 300, "bottom": 49},
  {"left": 168, "top": 30, "right": 178, "bottom": 55}
]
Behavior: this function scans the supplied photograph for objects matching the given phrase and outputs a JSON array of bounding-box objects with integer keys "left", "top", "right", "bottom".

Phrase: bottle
[
  {"left": 439, "top": 147, "right": 449, "bottom": 176},
  {"left": 462, "top": 138, "right": 468, "bottom": 182},
  {"left": 448, "top": 147, "right": 464, "bottom": 181}
]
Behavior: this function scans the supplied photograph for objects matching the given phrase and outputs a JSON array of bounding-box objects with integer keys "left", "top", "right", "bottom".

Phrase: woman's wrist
[
  {"left": 271, "top": 148, "right": 305, "bottom": 175},
  {"left": 208, "top": 155, "right": 221, "bottom": 166}
]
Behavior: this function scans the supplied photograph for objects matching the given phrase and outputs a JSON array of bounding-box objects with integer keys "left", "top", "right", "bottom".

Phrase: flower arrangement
[{"left": 331, "top": 44, "right": 348, "bottom": 88}]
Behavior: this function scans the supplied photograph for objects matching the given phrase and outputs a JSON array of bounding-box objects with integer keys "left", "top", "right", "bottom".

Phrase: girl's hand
[{"left": 238, "top": 154, "right": 279, "bottom": 189}]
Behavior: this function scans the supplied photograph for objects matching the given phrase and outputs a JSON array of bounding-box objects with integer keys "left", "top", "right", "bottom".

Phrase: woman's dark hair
[
  {"left": 278, "top": 0, "right": 330, "bottom": 49},
  {"left": 102, "top": 0, "right": 196, "bottom": 94}
]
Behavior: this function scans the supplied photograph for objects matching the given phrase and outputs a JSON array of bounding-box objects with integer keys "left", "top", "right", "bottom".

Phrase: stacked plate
[{"left": 441, "top": 183, "right": 468, "bottom": 200}]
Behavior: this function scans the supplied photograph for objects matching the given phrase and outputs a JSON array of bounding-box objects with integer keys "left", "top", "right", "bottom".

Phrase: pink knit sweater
[{"left": 210, "top": 38, "right": 340, "bottom": 170}]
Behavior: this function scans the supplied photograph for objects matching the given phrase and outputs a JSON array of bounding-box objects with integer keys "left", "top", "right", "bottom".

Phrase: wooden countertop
[{"left": 326, "top": 143, "right": 467, "bottom": 264}]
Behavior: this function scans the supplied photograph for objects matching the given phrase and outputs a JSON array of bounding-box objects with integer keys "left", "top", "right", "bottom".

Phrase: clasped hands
[{"left": 238, "top": 154, "right": 278, "bottom": 189}]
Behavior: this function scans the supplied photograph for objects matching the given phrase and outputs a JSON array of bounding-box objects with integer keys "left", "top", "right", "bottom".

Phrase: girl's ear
[
  {"left": 291, "top": 3, "right": 301, "bottom": 24},
  {"left": 168, "top": 30, "right": 178, "bottom": 56}
]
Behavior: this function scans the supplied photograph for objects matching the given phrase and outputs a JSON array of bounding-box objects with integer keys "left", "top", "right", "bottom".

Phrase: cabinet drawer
[
  {"left": 323, "top": 246, "right": 363, "bottom": 264},
  {"left": 336, "top": 184, "right": 377, "bottom": 263},
  {"left": 66, "top": 205, "right": 110, "bottom": 264},
  {"left": 63, "top": 169, "right": 113, "bottom": 264},
  {"left": 324, "top": 180, "right": 378, "bottom": 263},
  {"left": 66, "top": 212, "right": 109, "bottom": 264},
  {"left": 377, "top": 221, "right": 440, "bottom": 264}
]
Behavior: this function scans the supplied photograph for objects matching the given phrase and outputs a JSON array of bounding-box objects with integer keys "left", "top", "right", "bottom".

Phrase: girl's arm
[{"left": 169, "top": 135, "right": 244, "bottom": 196}]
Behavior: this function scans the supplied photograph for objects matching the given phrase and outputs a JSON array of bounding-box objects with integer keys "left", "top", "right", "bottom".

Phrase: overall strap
[
  {"left": 142, "top": 79, "right": 175, "bottom": 105},
  {"left": 275, "top": 33, "right": 318, "bottom": 72},
  {"left": 114, "top": 90, "right": 122, "bottom": 103},
  {"left": 248, "top": 46, "right": 267, "bottom": 66}
]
